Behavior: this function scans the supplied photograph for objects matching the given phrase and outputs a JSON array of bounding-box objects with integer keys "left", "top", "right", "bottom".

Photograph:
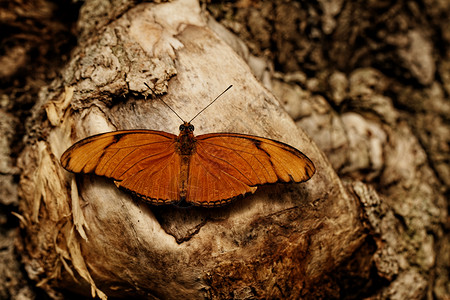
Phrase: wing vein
[
  {"left": 115, "top": 142, "right": 176, "bottom": 178},
  {"left": 112, "top": 141, "right": 175, "bottom": 178},
  {"left": 196, "top": 142, "right": 254, "bottom": 185},
  {"left": 194, "top": 152, "right": 239, "bottom": 199}
]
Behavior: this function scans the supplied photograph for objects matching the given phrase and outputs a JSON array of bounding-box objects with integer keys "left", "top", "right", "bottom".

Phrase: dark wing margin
[{"left": 186, "top": 133, "right": 315, "bottom": 206}]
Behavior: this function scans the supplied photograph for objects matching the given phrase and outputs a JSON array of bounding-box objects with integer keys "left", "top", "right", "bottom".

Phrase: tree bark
[
  {"left": 0, "top": 0, "right": 448, "bottom": 299},
  {"left": 18, "top": 0, "right": 359, "bottom": 298}
]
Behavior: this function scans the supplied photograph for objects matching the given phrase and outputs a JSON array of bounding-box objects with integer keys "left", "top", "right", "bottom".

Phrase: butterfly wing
[
  {"left": 186, "top": 133, "right": 315, "bottom": 206},
  {"left": 60, "top": 130, "right": 181, "bottom": 204}
]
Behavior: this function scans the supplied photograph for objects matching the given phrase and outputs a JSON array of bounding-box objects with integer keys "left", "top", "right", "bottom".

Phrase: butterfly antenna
[
  {"left": 144, "top": 82, "right": 185, "bottom": 122},
  {"left": 189, "top": 85, "right": 233, "bottom": 123}
]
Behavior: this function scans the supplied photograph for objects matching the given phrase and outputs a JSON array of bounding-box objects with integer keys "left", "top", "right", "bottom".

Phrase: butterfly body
[{"left": 176, "top": 122, "right": 196, "bottom": 200}]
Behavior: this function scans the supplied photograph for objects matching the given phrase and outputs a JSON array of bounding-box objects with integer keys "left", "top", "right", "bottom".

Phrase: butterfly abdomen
[
  {"left": 176, "top": 127, "right": 197, "bottom": 200},
  {"left": 179, "top": 155, "right": 190, "bottom": 199}
]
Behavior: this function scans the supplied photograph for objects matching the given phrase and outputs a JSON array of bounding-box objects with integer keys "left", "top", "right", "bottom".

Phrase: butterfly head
[{"left": 179, "top": 122, "right": 195, "bottom": 134}]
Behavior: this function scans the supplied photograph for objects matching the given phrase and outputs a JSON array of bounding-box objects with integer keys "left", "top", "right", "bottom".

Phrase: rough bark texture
[{"left": 0, "top": 0, "right": 448, "bottom": 299}]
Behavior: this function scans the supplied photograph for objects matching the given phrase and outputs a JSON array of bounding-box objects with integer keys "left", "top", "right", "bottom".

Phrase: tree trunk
[{"left": 0, "top": 0, "right": 448, "bottom": 299}]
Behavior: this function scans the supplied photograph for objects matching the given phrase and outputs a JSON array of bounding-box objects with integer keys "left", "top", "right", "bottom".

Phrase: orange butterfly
[{"left": 60, "top": 85, "right": 315, "bottom": 207}]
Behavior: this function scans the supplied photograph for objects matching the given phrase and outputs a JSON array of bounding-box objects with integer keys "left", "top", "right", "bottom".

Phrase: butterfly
[{"left": 60, "top": 85, "right": 315, "bottom": 207}]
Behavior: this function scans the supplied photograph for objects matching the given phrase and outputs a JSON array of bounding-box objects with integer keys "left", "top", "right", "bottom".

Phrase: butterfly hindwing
[{"left": 117, "top": 150, "right": 181, "bottom": 205}]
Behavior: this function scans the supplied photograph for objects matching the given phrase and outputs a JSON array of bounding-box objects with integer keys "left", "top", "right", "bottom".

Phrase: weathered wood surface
[
  {"left": 17, "top": 0, "right": 361, "bottom": 298},
  {"left": 0, "top": 0, "right": 447, "bottom": 299}
]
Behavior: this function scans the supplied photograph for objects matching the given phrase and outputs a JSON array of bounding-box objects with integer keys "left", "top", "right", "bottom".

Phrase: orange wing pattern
[
  {"left": 61, "top": 129, "right": 315, "bottom": 207},
  {"left": 60, "top": 130, "right": 181, "bottom": 204},
  {"left": 187, "top": 133, "right": 315, "bottom": 206}
]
